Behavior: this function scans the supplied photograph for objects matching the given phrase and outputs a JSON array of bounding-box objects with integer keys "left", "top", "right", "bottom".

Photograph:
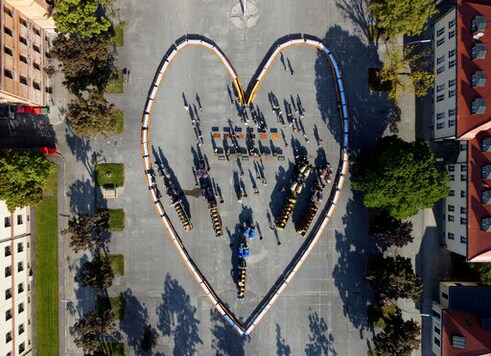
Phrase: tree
[
  {"left": 53, "top": 0, "right": 113, "bottom": 39},
  {"left": 67, "top": 89, "right": 117, "bottom": 137},
  {"left": 368, "top": 0, "right": 437, "bottom": 38},
  {"left": 378, "top": 49, "right": 434, "bottom": 102},
  {"left": 76, "top": 256, "right": 114, "bottom": 292},
  {"left": 61, "top": 210, "right": 109, "bottom": 253},
  {"left": 351, "top": 135, "right": 449, "bottom": 219},
  {"left": 366, "top": 255, "right": 422, "bottom": 302},
  {"left": 70, "top": 309, "right": 116, "bottom": 354},
  {"left": 0, "top": 149, "right": 56, "bottom": 211},
  {"left": 373, "top": 308, "right": 420, "bottom": 356},
  {"left": 369, "top": 211, "right": 414, "bottom": 247},
  {"left": 469, "top": 263, "right": 491, "bottom": 286},
  {"left": 50, "top": 33, "right": 114, "bottom": 95}
]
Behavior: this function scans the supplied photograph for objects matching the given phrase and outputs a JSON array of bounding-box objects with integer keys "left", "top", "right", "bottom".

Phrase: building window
[
  {"left": 437, "top": 37, "right": 445, "bottom": 47},
  {"left": 18, "top": 302, "right": 24, "bottom": 313},
  {"left": 33, "top": 62, "right": 40, "bottom": 70},
  {"left": 4, "top": 216, "right": 11, "bottom": 227},
  {"left": 4, "top": 69, "right": 14, "bottom": 79},
  {"left": 4, "top": 27, "right": 13, "bottom": 36},
  {"left": 18, "top": 324, "right": 24, "bottom": 335},
  {"left": 437, "top": 122, "right": 445, "bottom": 130},
  {"left": 449, "top": 19, "right": 456, "bottom": 28},
  {"left": 4, "top": 46, "right": 13, "bottom": 56},
  {"left": 437, "top": 55, "right": 445, "bottom": 65},
  {"left": 19, "top": 76, "right": 29, "bottom": 86},
  {"left": 437, "top": 27, "right": 445, "bottom": 36},
  {"left": 461, "top": 207, "right": 467, "bottom": 214},
  {"left": 448, "top": 165, "right": 455, "bottom": 172},
  {"left": 448, "top": 232, "right": 455, "bottom": 240},
  {"left": 450, "top": 190, "right": 455, "bottom": 197},
  {"left": 449, "top": 49, "right": 456, "bottom": 58},
  {"left": 448, "top": 30, "right": 455, "bottom": 39},
  {"left": 33, "top": 82, "right": 41, "bottom": 90},
  {"left": 437, "top": 112, "right": 445, "bottom": 120},
  {"left": 460, "top": 142, "right": 467, "bottom": 151},
  {"left": 33, "top": 44, "right": 40, "bottom": 53},
  {"left": 437, "top": 83, "right": 446, "bottom": 92},
  {"left": 434, "top": 337, "right": 441, "bottom": 347},
  {"left": 461, "top": 217, "right": 467, "bottom": 225},
  {"left": 449, "top": 79, "right": 456, "bottom": 87},
  {"left": 19, "top": 18, "right": 27, "bottom": 27},
  {"left": 461, "top": 174, "right": 467, "bottom": 181},
  {"left": 17, "top": 214, "right": 23, "bottom": 225},
  {"left": 5, "top": 309, "right": 12, "bottom": 321},
  {"left": 448, "top": 205, "right": 455, "bottom": 212},
  {"left": 449, "top": 108, "right": 456, "bottom": 116},
  {"left": 19, "top": 54, "right": 28, "bottom": 64},
  {"left": 19, "top": 342, "right": 25, "bottom": 354},
  {"left": 6, "top": 331, "right": 12, "bottom": 343},
  {"left": 5, "top": 266, "right": 11, "bottom": 277},
  {"left": 435, "top": 326, "right": 441, "bottom": 335},
  {"left": 461, "top": 190, "right": 466, "bottom": 198},
  {"left": 452, "top": 335, "right": 466, "bottom": 349},
  {"left": 5, "top": 288, "right": 12, "bottom": 300},
  {"left": 4, "top": 6, "right": 12, "bottom": 17},
  {"left": 448, "top": 215, "right": 454, "bottom": 222},
  {"left": 4, "top": 246, "right": 11, "bottom": 257},
  {"left": 449, "top": 119, "right": 456, "bottom": 127},
  {"left": 449, "top": 60, "right": 456, "bottom": 68},
  {"left": 17, "top": 262, "right": 23, "bottom": 272},
  {"left": 437, "top": 66, "right": 445, "bottom": 74},
  {"left": 19, "top": 36, "right": 27, "bottom": 46},
  {"left": 437, "top": 94, "right": 445, "bottom": 102},
  {"left": 449, "top": 174, "right": 455, "bottom": 181},
  {"left": 432, "top": 309, "right": 441, "bottom": 320},
  {"left": 460, "top": 164, "right": 467, "bottom": 172},
  {"left": 17, "top": 242, "right": 23, "bottom": 253},
  {"left": 33, "top": 27, "right": 40, "bottom": 36},
  {"left": 18, "top": 283, "right": 23, "bottom": 294}
]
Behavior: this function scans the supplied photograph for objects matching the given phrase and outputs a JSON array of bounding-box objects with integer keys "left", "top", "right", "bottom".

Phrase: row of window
[
  {"left": 436, "top": 60, "right": 456, "bottom": 75},
  {"left": 4, "top": 262, "right": 27, "bottom": 276},
  {"left": 447, "top": 205, "right": 467, "bottom": 214},
  {"left": 436, "top": 90, "right": 456, "bottom": 102},
  {"left": 4, "top": 24, "right": 41, "bottom": 38},
  {"left": 447, "top": 232, "right": 467, "bottom": 243},
  {"left": 5, "top": 304, "right": 30, "bottom": 322},
  {"left": 3, "top": 68, "right": 42, "bottom": 90},
  {"left": 3, "top": 282, "right": 26, "bottom": 295},
  {"left": 449, "top": 190, "right": 466, "bottom": 197},
  {"left": 5, "top": 325, "right": 25, "bottom": 344},
  {"left": 4, "top": 214, "right": 24, "bottom": 227},
  {"left": 447, "top": 215, "right": 467, "bottom": 224},
  {"left": 436, "top": 120, "right": 455, "bottom": 130},
  {"left": 4, "top": 242, "right": 25, "bottom": 256},
  {"left": 449, "top": 174, "right": 467, "bottom": 181},
  {"left": 436, "top": 79, "right": 456, "bottom": 93},
  {"left": 448, "top": 164, "right": 467, "bottom": 173},
  {"left": 4, "top": 341, "right": 26, "bottom": 354},
  {"left": 436, "top": 109, "right": 457, "bottom": 120},
  {"left": 4, "top": 47, "right": 42, "bottom": 70}
]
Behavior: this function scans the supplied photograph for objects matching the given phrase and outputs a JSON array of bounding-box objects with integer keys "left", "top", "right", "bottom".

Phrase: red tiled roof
[
  {"left": 442, "top": 310, "right": 491, "bottom": 355},
  {"left": 457, "top": 0, "right": 491, "bottom": 140},
  {"left": 457, "top": 0, "right": 491, "bottom": 261}
]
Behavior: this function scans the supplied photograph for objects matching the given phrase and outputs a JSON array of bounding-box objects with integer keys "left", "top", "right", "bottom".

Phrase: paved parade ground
[{"left": 58, "top": 0, "right": 394, "bottom": 354}]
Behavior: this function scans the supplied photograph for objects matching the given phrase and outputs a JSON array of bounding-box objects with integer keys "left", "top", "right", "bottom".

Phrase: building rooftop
[{"left": 442, "top": 310, "right": 491, "bottom": 355}]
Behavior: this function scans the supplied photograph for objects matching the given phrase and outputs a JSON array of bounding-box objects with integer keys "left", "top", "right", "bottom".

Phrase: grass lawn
[
  {"left": 34, "top": 170, "right": 59, "bottom": 355},
  {"left": 107, "top": 254, "right": 125, "bottom": 275},
  {"left": 106, "top": 70, "right": 124, "bottom": 94},
  {"left": 113, "top": 110, "right": 124, "bottom": 134},
  {"left": 95, "top": 163, "right": 125, "bottom": 187},
  {"left": 368, "top": 67, "right": 393, "bottom": 92},
  {"left": 112, "top": 24, "right": 125, "bottom": 46},
  {"left": 108, "top": 209, "right": 125, "bottom": 231}
]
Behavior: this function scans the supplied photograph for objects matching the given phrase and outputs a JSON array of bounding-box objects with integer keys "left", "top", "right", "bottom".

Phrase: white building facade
[{"left": 0, "top": 201, "right": 32, "bottom": 356}]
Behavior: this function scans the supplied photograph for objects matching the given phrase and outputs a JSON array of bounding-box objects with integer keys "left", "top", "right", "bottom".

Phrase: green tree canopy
[
  {"left": 378, "top": 49, "right": 434, "bottom": 102},
  {"left": 50, "top": 33, "right": 114, "bottom": 96},
  {"left": 469, "top": 263, "right": 491, "bottom": 286},
  {"left": 369, "top": 211, "right": 414, "bottom": 247},
  {"left": 67, "top": 89, "right": 117, "bottom": 137},
  {"left": 366, "top": 255, "right": 422, "bottom": 302},
  {"left": 76, "top": 256, "right": 114, "bottom": 292},
  {"left": 352, "top": 135, "right": 449, "bottom": 219},
  {"left": 70, "top": 309, "right": 116, "bottom": 354},
  {"left": 368, "top": 0, "right": 437, "bottom": 38},
  {"left": 61, "top": 210, "right": 109, "bottom": 253},
  {"left": 0, "top": 150, "right": 56, "bottom": 211},
  {"left": 53, "top": 0, "right": 113, "bottom": 39},
  {"left": 373, "top": 307, "right": 420, "bottom": 356}
]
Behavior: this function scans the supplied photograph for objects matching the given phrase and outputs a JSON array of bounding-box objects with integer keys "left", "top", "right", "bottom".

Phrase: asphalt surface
[{"left": 53, "top": 0, "right": 407, "bottom": 355}]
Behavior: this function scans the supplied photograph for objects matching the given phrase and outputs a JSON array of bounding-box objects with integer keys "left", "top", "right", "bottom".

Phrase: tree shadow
[
  {"left": 65, "top": 125, "right": 99, "bottom": 175},
  {"left": 276, "top": 324, "right": 291, "bottom": 356},
  {"left": 332, "top": 196, "right": 378, "bottom": 336},
  {"left": 315, "top": 26, "right": 387, "bottom": 152},
  {"left": 156, "top": 274, "right": 202, "bottom": 355},
  {"left": 119, "top": 288, "right": 153, "bottom": 354},
  {"left": 304, "top": 311, "right": 336, "bottom": 356},
  {"left": 335, "top": 0, "right": 378, "bottom": 45},
  {"left": 67, "top": 178, "right": 95, "bottom": 214},
  {"left": 210, "top": 309, "right": 249, "bottom": 356}
]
